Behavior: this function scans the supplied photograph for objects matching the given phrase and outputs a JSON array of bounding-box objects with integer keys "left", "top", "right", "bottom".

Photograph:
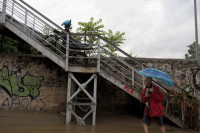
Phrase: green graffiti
[{"left": 0, "top": 66, "right": 43, "bottom": 99}]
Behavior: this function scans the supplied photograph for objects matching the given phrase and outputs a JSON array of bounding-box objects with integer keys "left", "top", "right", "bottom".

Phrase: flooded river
[{"left": 0, "top": 111, "right": 198, "bottom": 133}]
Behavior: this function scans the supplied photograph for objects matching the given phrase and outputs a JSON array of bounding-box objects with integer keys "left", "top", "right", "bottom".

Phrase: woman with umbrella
[{"left": 140, "top": 68, "right": 174, "bottom": 133}]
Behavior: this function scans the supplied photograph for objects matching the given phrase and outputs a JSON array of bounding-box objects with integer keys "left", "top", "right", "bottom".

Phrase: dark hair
[{"left": 145, "top": 76, "right": 152, "bottom": 82}]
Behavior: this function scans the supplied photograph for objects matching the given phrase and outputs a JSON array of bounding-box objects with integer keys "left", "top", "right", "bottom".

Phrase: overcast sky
[{"left": 24, "top": 0, "right": 200, "bottom": 59}]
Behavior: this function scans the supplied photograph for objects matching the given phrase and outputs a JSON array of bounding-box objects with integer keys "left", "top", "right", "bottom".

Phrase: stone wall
[
  {"left": 0, "top": 54, "right": 200, "bottom": 112},
  {"left": 0, "top": 54, "right": 67, "bottom": 111},
  {"left": 133, "top": 58, "right": 200, "bottom": 95}
]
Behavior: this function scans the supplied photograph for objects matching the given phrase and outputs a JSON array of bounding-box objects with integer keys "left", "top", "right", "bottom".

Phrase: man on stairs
[{"left": 61, "top": 19, "right": 72, "bottom": 32}]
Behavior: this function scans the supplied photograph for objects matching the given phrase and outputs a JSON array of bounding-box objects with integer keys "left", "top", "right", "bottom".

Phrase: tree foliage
[
  {"left": 76, "top": 17, "right": 104, "bottom": 44},
  {"left": 77, "top": 17, "right": 104, "bottom": 35},
  {"left": 76, "top": 17, "right": 126, "bottom": 55},
  {"left": 185, "top": 42, "right": 200, "bottom": 59},
  {"left": 0, "top": 34, "right": 40, "bottom": 55},
  {"left": 103, "top": 29, "right": 125, "bottom": 55}
]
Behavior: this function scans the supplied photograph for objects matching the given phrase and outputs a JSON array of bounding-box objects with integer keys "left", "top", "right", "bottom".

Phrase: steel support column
[
  {"left": 66, "top": 73, "right": 97, "bottom": 126},
  {"left": 66, "top": 73, "right": 72, "bottom": 124}
]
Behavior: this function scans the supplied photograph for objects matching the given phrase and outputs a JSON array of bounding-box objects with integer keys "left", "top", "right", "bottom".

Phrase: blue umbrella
[{"left": 139, "top": 68, "right": 174, "bottom": 87}]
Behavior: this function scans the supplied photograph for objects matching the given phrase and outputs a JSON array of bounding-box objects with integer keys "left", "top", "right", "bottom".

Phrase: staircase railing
[
  {"left": 0, "top": 0, "right": 66, "bottom": 55},
  {"left": 0, "top": 0, "right": 98, "bottom": 71}
]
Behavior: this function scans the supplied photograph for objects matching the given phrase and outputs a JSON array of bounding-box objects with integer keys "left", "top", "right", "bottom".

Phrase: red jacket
[{"left": 141, "top": 85, "right": 164, "bottom": 117}]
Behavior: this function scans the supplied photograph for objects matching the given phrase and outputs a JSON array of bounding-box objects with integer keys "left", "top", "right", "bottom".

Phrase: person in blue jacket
[{"left": 61, "top": 19, "right": 72, "bottom": 32}]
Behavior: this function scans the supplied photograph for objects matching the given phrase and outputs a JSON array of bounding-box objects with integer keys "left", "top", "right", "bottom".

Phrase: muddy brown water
[{"left": 0, "top": 111, "right": 198, "bottom": 133}]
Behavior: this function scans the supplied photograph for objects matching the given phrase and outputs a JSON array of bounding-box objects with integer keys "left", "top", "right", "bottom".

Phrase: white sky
[{"left": 24, "top": 0, "right": 200, "bottom": 59}]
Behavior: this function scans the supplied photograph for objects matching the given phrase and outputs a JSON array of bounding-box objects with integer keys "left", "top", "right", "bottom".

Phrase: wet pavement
[{"left": 0, "top": 111, "right": 199, "bottom": 133}]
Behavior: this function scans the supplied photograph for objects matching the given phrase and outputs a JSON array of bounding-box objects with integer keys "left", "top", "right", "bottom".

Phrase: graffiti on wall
[
  {"left": 0, "top": 65, "right": 45, "bottom": 110},
  {"left": 0, "top": 66, "right": 44, "bottom": 99},
  {"left": 113, "top": 78, "right": 134, "bottom": 95},
  {"left": 123, "top": 85, "right": 134, "bottom": 95},
  {"left": 0, "top": 97, "right": 46, "bottom": 111}
]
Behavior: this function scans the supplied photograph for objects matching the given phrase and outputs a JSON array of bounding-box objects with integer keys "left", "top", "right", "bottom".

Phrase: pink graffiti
[
  {"left": 111, "top": 77, "right": 134, "bottom": 95},
  {"left": 123, "top": 85, "right": 134, "bottom": 95}
]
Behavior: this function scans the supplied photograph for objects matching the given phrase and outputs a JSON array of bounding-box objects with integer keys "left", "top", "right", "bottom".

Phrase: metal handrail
[
  {"left": 2, "top": 0, "right": 96, "bottom": 61},
  {"left": 100, "top": 59, "right": 132, "bottom": 82},
  {"left": 100, "top": 65, "right": 143, "bottom": 89},
  {"left": 70, "top": 33, "right": 142, "bottom": 67},
  {"left": 100, "top": 52, "right": 142, "bottom": 81},
  {"left": 18, "top": 0, "right": 63, "bottom": 31},
  {"left": 100, "top": 46, "right": 139, "bottom": 72}
]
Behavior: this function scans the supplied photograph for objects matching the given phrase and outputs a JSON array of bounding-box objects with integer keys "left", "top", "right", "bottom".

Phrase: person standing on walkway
[{"left": 141, "top": 77, "right": 165, "bottom": 133}]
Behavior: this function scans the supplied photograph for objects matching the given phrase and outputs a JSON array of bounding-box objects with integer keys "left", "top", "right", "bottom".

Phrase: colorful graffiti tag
[
  {"left": 1, "top": 97, "right": 46, "bottom": 110},
  {"left": 0, "top": 66, "right": 44, "bottom": 99},
  {"left": 112, "top": 78, "right": 134, "bottom": 95}
]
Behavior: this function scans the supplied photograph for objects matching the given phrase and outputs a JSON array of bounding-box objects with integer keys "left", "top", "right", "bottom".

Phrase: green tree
[
  {"left": 185, "top": 42, "right": 200, "bottom": 59},
  {"left": 0, "top": 35, "right": 21, "bottom": 54},
  {"left": 103, "top": 29, "right": 125, "bottom": 55},
  {"left": 76, "top": 17, "right": 105, "bottom": 44},
  {"left": 0, "top": 34, "right": 40, "bottom": 55},
  {"left": 76, "top": 17, "right": 126, "bottom": 55},
  {"left": 0, "top": 25, "right": 54, "bottom": 55}
]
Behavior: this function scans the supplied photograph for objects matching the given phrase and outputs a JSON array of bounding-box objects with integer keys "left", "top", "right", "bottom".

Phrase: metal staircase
[{"left": 0, "top": 0, "right": 184, "bottom": 128}]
